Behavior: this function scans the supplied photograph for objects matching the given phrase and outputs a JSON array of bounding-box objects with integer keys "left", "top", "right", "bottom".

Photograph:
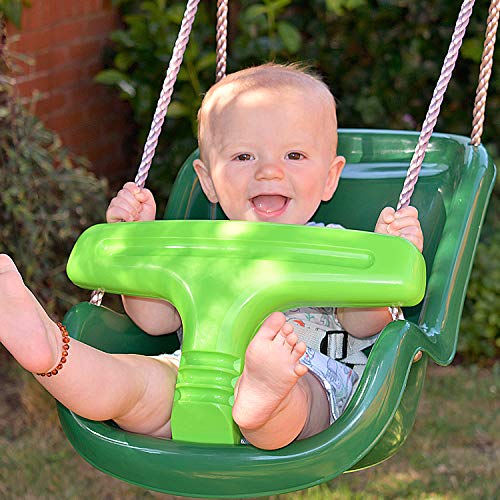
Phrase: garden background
[{"left": 0, "top": 0, "right": 498, "bottom": 498}]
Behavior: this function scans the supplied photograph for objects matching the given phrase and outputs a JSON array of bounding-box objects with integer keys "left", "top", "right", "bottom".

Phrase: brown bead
[{"left": 34, "top": 322, "right": 70, "bottom": 377}]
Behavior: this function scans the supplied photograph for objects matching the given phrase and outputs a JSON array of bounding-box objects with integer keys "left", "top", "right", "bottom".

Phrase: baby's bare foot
[
  {"left": 232, "top": 312, "right": 308, "bottom": 431},
  {"left": 0, "top": 254, "right": 60, "bottom": 374}
]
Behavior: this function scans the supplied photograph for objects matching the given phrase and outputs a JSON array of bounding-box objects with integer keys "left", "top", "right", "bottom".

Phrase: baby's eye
[
  {"left": 287, "top": 152, "right": 304, "bottom": 160},
  {"left": 235, "top": 153, "right": 254, "bottom": 161}
]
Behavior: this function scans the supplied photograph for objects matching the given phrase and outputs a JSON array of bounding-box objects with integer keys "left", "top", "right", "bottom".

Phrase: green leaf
[
  {"left": 195, "top": 52, "right": 216, "bottom": 72},
  {"left": 94, "top": 69, "right": 128, "bottom": 86},
  {"left": 461, "top": 39, "right": 484, "bottom": 63},
  {"left": 166, "top": 100, "right": 190, "bottom": 118},
  {"left": 110, "top": 30, "right": 135, "bottom": 48},
  {"left": 94, "top": 70, "right": 136, "bottom": 97},
  {"left": 265, "top": 0, "right": 292, "bottom": 14},
  {"left": 166, "top": 3, "right": 185, "bottom": 24},
  {"left": 244, "top": 4, "right": 268, "bottom": 21},
  {"left": 326, "top": 0, "right": 367, "bottom": 15},
  {"left": 277, "top": 21, "right": 301, "bottom": 54},
  {"left": 177, "top": 67, "right": 191, "bottom": 82},
  {"left": 114, "top": 51, "right": 136, "bottom": 71},
  {"left": 0, "top": 0, "right": 23, "bottom": 27}
]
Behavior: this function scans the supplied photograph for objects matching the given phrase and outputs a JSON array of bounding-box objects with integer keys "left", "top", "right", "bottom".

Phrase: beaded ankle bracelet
[{"left": 36, "top": 322, "right": 71, "bottom": 377}]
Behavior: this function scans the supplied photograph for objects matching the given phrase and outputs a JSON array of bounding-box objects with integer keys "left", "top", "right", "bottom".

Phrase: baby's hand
[
  {"left": 106, "top": 182, "right": 156, "bottom": 223},
  {"left": 375, "top": 206, "right": 423, "bottom": 252}
]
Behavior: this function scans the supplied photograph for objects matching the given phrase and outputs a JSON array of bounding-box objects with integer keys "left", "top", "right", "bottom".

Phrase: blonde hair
[{"left": 197, "top": 63, "right": 338, "bottom": 162}]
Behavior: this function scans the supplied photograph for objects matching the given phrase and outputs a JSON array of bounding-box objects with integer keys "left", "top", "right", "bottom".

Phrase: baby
[{"left": 0, "top": 63, "right": 423, "bottom": 450}]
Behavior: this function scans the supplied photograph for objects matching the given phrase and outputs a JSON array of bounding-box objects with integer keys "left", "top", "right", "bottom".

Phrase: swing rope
[
  {"left": 90, "top": 0, "right": 495, "bottom": 306},
  {"left": 397, "top": 0, "right": 476, "bottom": 209},
  {"left": 215, "top": 0, "right": 229, "bottom": 83},
  {"left": 134, "top": 0, "right": 201, "bottom": 190},
  {"left": 90, "top": 0, "right": 219, "bottom": 306},
  {"left": 471, "top": 0, "right": 499, "bottom": 146}
]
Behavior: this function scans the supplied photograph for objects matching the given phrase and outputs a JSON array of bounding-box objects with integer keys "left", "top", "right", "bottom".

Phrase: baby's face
[{"left": 194, "top": 86, "right": 345, "bottom": 225}]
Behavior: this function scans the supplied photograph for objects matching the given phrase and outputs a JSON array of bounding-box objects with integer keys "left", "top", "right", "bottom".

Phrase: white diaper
[
  {"left": 153, "top": 349, "right": 182, "bottom": 365},
  {"left": 300, "top": 347, "right": 358, "bottom": 422}
]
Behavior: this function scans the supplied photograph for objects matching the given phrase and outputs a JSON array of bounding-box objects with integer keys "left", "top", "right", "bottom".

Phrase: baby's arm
[
  {"left": 106, "top": 182, "right": 182, "bottom": 335},
  {"left": 337, "top": 206, "right": 423, "bottom": 338}
]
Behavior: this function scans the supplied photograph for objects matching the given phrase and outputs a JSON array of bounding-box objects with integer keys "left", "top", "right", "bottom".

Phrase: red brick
[
  {"left": 33, "top": 93, "right": 68, "bottom": 118},
  {"left": 84, "top": 0, "right": 105, "bottom": 15},
  {"left": 52, "top": 18, "right": 89, "bottom": 46},
  {"left": 11, "top": 28, "right": 54, "bottom": 53},
  {"left": 18, "top": 5, "right": 43, "bottom": 31},
  {"left": 11, "top": 57, "right": 35, "bottom": 78},
  {"left": 7, "top": 0, "right": 129, "bottom": 179},
  {"left": 83, "top": 59, "right": 105, "bottom": 79},
  {"left": 48, "top": 64, "right": 88, "bottom": 90},
  {"left": 102, "top": 0, "right": 115, "bottom": 12},
  {"left": 85, "top": 12, "right": 120, "bottom": 37},
  {"left": 70, "top": 123, "right": 103, "bottom": 144},
  {"left": 39, "top": 1, "right": 63, "bottom": 28},
  {"left": 33, "top": 47, "right": 69, "bottom": 74},
  {"left": 63, "top": 86, "right": 101, "bottom": 110},
  {"left": 45, "top": 108, "right": 87, "bottom": 135},
  {"left": 15, "top": 73, "right": 52, "bottom": 96},
  {"left": 67, "top": 39, "right": 103, "bottom": 61}
]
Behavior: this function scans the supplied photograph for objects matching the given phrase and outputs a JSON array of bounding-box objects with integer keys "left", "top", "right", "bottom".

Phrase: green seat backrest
[{"left": 166, "top": 130, "right": 454, "bottom": 322}]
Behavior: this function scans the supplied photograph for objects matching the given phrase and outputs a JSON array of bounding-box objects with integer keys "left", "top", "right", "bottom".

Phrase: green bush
[
  {"left": 0, "top": 0, "right": 30, "bottom": 27},
  {"left": 99, "top": 0, "right": 497, "bottom": 201},
  {"left": 0, "top": 96, "right": 109, "bottom": 317},
  {"left": 1, "top": 10, "right": 110, "bottom": 318},
  {"left": 459, "top": 181, "right": 499, "bottom": 364}
]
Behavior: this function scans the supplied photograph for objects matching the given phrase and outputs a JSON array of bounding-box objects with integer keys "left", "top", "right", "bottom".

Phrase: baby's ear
[
  {"left": 322, "top": 155, "right": 345, "bottom": 201},
  {"left": 193, "top": 159, "right": 218, "bottom": 203}
]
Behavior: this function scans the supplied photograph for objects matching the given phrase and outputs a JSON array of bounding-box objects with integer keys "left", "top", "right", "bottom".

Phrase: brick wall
[{"left": 7, "top": 0, "right": 134, "bottom": 180}]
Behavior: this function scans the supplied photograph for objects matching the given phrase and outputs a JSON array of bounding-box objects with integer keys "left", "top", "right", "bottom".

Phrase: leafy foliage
[
  {"left": 459, "top": 181, "right": 499, "bottom": 364},
  {"left": 0, "top": 95, "right": 110, "bottom": 317},
  {"left": 0, "top": 0, "right": 31, "bottom": 27},
  {"left": 0, "top": 9, "right": 110, "bottom": 318},
  {"left": 99, "top": 0, "right": 498, "bottom": 199},
  {"left": 0, "top": 16, "right": 108, "bottom": 317}
]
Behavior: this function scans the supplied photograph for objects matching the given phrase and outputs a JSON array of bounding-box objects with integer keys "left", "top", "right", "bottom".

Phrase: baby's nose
[{"left": 255, "top": 160, "right": 285, "bottom": 180}]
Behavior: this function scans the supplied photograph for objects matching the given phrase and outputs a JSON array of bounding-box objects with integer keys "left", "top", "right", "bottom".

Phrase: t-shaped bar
[{"left": 67, "top": 220, "right": 425, "bottom": 444}]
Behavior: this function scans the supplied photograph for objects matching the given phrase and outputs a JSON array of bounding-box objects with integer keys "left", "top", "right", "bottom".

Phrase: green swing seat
[{"left": 58, "top": 129, "right": 495, "bottom": 497}]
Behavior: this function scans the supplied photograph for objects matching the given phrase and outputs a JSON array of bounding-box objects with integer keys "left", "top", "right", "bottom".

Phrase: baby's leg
[
  {"left": 0, "top": 254, "right": 177, "bottom": 438},
  {"left": 233, "top": 312, "right": 330, "bottom": 450}
]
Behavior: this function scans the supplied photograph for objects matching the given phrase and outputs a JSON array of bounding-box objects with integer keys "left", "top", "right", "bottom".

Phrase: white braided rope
[
  {"left": 89, "top": 289, "right": 105, "bottom": 306},
  {"left": 471, "top": 0, "right": 499, "bottom": 146},
  {"left": 397, "top": 0, "right": 476, "bottom": 210},
  {"left": 216, "top": 0, "right": 229, "bottom": 83},
  {"left": 90, "top": 0, "right": 200, "bottom": 306},
  {"left": 134, "top": 0, "right": 201, "bottom": 189}
]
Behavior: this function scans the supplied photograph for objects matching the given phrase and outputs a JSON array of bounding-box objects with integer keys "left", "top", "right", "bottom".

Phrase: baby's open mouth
[{"left": 250, "top": 195, "right": 290, "bottom": 216}]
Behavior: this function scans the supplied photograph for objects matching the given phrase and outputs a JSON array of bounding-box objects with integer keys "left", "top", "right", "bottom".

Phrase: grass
[{"left": 1, "top": 346, "right": 498, "bottom": 499}]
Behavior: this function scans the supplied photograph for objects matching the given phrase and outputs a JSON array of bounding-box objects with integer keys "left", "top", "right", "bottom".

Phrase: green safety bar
[
  {"left": 57, "top": 130, "right": 496, "bottom": 497},
  {"left": 66, "top": 220, "right": 426, "bottom": 443}
]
